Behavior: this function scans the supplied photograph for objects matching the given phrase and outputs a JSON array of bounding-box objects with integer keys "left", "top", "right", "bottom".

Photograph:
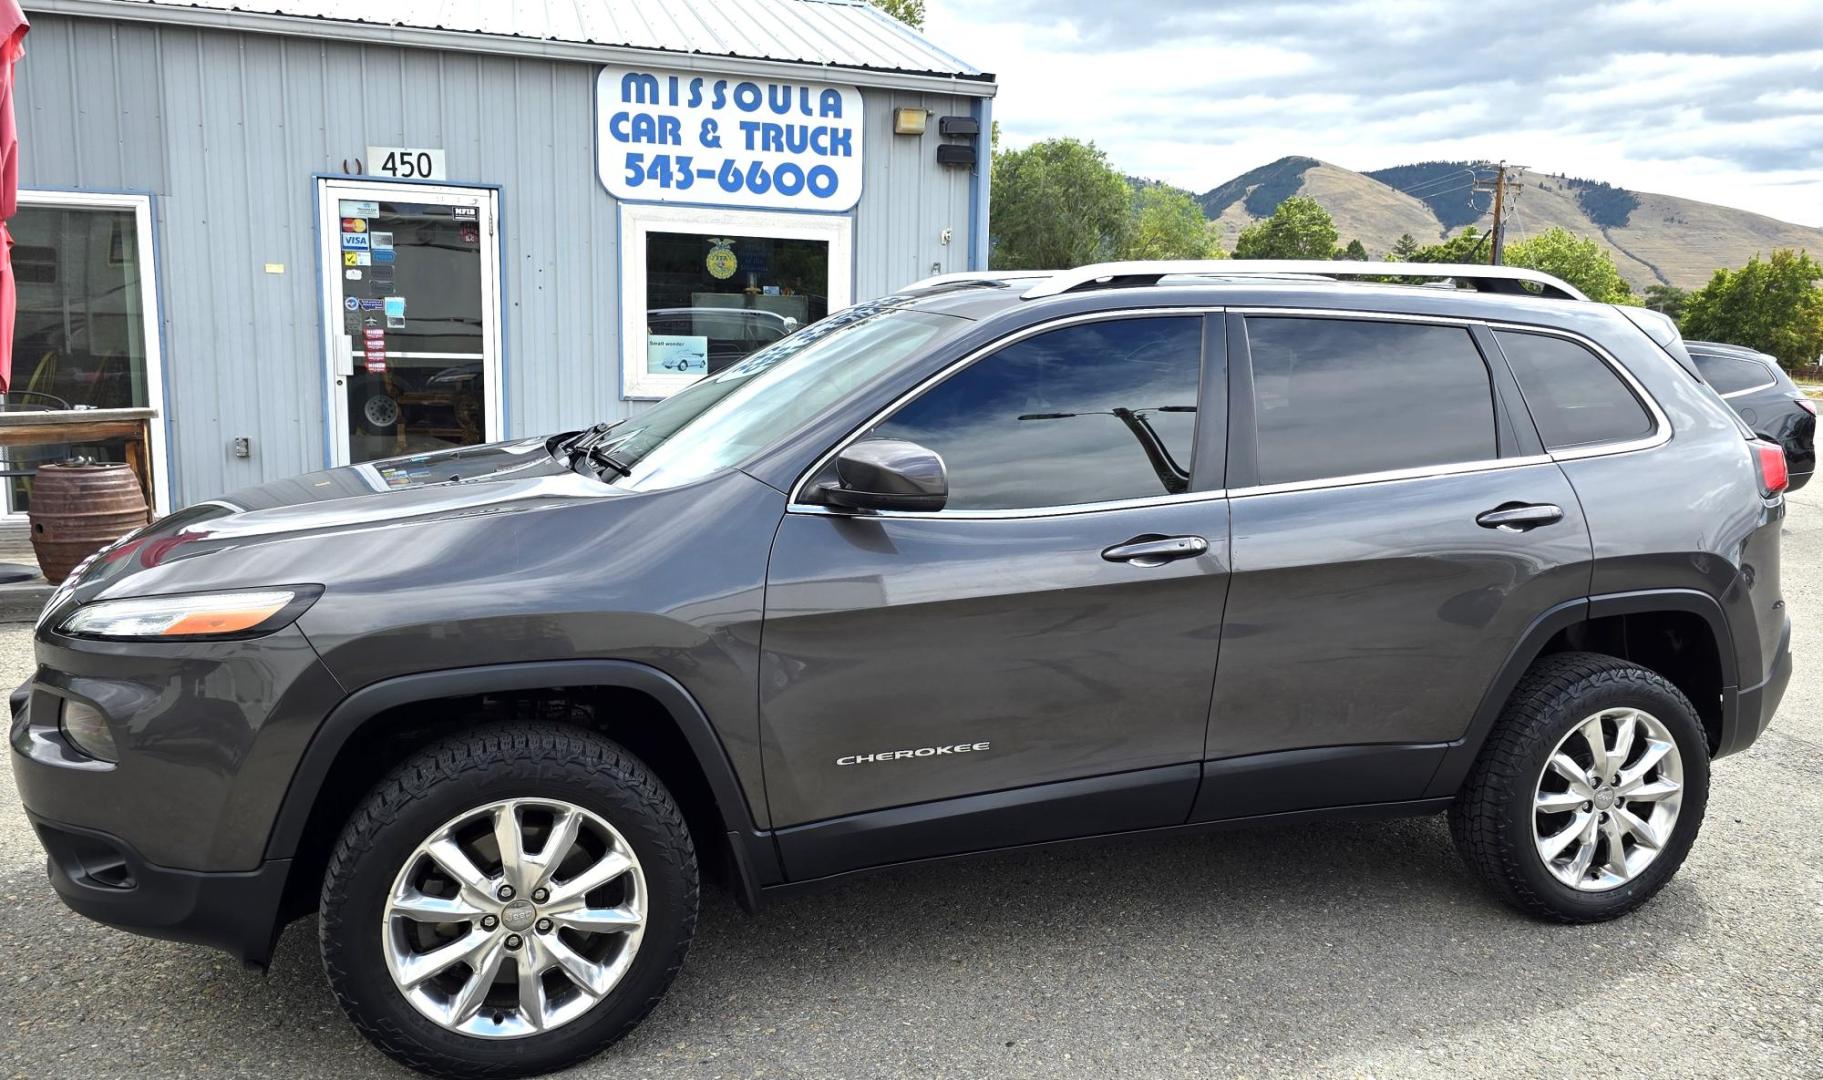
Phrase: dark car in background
[{"left": 1688, "top": 340, "right": 1815, "bottom": 491}]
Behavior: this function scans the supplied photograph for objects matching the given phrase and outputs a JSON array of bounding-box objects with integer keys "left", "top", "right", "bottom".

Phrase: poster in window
[{"left": 647, "top": 335, "right": 709, "bottom": 375}]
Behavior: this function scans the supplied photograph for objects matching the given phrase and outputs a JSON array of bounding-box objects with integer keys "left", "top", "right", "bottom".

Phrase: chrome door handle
[
  {"left": 1476, "top": 503, "right": 1564, "bottom": 531},
  {"left": 1102, "top": 535, "right": 1208, "bottom": 567}
]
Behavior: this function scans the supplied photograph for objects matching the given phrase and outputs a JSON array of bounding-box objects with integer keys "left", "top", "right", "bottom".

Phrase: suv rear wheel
[
  {"left": 1450, "top": 652, "right": 1710, "bottom": 923},
  {"left": 320, "top": 724, "right": 697, "bottom": 1078}
]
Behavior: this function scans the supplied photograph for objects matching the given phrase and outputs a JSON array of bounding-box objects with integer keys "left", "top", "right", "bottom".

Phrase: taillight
[
  {"left": 1797, "top": 397, "right": 1818, "bottom": 416},
  {"left": 1753, "top": 440, "right": 1788, "bottom": 497}
]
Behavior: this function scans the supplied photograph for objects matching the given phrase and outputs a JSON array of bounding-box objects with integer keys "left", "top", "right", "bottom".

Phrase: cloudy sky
[{"left": 923, "top": 0, "right": 1823, "bottom": 226}]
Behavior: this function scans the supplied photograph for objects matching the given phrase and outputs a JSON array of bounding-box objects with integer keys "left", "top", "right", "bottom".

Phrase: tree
[
  {"left": 1125, "top": 185, "right": 1224, "bottom": 260},
  {"left": 1642, "top": 283, "right": 1688, "bottom": 321},
  {"left": 1337, "top": 238, "right": 1368, "bottom": 260},
  {"left": 1232, "top": 196, "right": 1338, "bottom": 260},
  {"left": 990, "top": 138, "right": 1131, "bottom": 269},
  {"left": 1502, "top": 227, "right": 1635, "bottom": 304},
  {"left": 1391, "top": 233, "right": 1420, "bottom": 261},
  {"left": 1681, "top": 249, "right": 1823, "bottom": 370},
  {"left": 867, "top": 0, "right": 925, "bottom": 29},
  {"left": 1409, "top": 226, "right": 1488, "bottom": 264}
]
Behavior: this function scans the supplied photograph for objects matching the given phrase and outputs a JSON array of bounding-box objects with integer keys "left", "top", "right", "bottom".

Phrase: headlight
[{"left": 57, "top": 587, "right": 319, "bottom": 640}]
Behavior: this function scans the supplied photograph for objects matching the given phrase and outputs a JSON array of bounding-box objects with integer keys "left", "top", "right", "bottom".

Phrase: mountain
[{"left": 1197, "top": 157, "right": 1823, "bottom": 290}]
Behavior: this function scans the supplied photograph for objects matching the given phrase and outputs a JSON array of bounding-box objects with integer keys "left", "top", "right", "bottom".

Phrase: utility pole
[{"left": 1473, "top": 162, "right": 1524, "bottom": 264}]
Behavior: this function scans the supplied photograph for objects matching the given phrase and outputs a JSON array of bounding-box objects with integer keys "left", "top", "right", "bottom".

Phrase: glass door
[{"left": 318, "top": 180, "right": 501, "bottom": 465}]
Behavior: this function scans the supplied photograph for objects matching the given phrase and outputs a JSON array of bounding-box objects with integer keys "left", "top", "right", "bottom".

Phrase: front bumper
[
  {"left": 28, "top": 812, "right": 291, "bottom": 965},
  {"left": 1719, "top": 615, "right": 1792, "bottom": 758}
]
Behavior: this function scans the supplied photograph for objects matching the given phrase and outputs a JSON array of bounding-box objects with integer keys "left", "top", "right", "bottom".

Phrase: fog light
[{"left": 60, "top": 699, "right": 117, "bottom": 762}]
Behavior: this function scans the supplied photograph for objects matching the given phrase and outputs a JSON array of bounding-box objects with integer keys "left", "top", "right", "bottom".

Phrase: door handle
[
  {"left": 1102, "top": 535, "right": 1208, "bottom": 567},
  {"left": 1476, "top": 503, "right": 1564, "bottom": 531}
]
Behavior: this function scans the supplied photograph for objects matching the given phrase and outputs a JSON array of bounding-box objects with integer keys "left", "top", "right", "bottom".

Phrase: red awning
[{"left": 0, "top": 0, "right": 29, "bottom": 393}]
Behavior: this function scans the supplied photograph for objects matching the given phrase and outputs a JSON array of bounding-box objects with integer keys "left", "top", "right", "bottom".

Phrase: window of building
[
  {"left": 1689, "top": 349, "right": 1774, "bottom": 397},
  {"left": 869, "top": 316, "right": 1204, "bottom": 510},
  {"left": 1497, "top": 330, "right": 1655, "bottom": 449},
  {"left": 5, "top": 193, "right": 168, "bottom": 513},
  {"left": 621, "top": 205, "right": 851, "bottom": 399},
  {"left": 1245, "top": 317, "right": 1495, "bottom": 486}
]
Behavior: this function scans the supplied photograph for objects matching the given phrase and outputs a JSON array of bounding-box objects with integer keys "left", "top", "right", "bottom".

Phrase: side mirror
[{"left": 819, "top": 439, "right": 947, "bottom": 513}]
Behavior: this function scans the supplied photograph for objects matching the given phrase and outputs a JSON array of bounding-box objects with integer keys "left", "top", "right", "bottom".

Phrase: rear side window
[
  {"left": 1691, "top": 350, "right": 1774, "bottom": 396},
  {"left": 870, "top": 316, "right": 1203, "bottom": 510},
  {"left": 1245, "top": 317, "right": 1495, "bottom": 485},
  {"left": 1496, "top": 331, "right": 1654, "bottom": 449}
]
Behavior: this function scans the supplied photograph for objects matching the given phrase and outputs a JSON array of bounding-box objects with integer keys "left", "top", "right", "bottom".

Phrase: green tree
[
  {"left": 1232, "top": 196, "right": 1338, "bottom": 260},
  {"left": 990, "top": 138, "right": 1131, "bottom": 269},
  {"left": 867, "top": 0, "right": 925, "bottom": 29},
  {"left": 1642, "top": 283, "right": 1688, "bottom": 321},
  {"left": 1337, "top": 238, "right": 1368, "bottom": 260},
  {"left": 1125, "top": 185, "right": 1224, "bottom": 260},
  {"left": 1681, "top": 249, "right": 1823, "bottom": 370},
  {"left": 1390, "top": 233, "right": 1420, "bottom": 260},
  {"left": 1410, "top": 226, "right": 1488, "bottom": 264},
  {"left": 1502, "top": 227, "right": 1636, "bottom": 304}
]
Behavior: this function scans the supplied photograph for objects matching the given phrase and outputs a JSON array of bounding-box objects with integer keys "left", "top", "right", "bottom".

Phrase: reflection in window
[
  {"left": 5, "top": 205, "right": 152, "bottom": 510},
  {"left": 871, "top": 317, "right": 1203, "bottom": 510},
  {"left": 1497, "top": 331, "right": 1653, "bottom": 449},
  {"left": 643, "top": 231, "right": 827, "bottom": 377}
]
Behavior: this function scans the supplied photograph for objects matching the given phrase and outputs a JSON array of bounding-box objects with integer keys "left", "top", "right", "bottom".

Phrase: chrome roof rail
[
  {"left": 1017, "top": 260, "right": 1590, "bottom": 302},
  {"left": 901, "top": 270, "right": 1053, "bottom": 291}
]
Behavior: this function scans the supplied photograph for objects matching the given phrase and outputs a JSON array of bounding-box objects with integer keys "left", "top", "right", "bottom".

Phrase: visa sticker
[{"left": 342, "top": 233, "right": 370, "bottom": 250}]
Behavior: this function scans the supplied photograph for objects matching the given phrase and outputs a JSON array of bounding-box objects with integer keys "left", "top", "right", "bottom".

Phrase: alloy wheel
[
  {"left": 380, "top": 797, "right": 646, "bottom": 1038},
  {"left": 1532, "top": 707, "right": 1684, "bottom": 892}
]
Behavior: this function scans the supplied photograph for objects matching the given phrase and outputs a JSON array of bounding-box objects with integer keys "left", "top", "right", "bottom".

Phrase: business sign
[{"left": 597, "top": 66, "right": 863, "bottom": 212}]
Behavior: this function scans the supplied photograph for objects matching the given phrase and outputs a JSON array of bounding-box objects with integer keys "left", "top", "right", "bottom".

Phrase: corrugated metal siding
[
  {"left": 15, "top": 13, "right": 977, "bottom": 506},
  {"left": 64, "top": 0, "right": 985, "bottom": 77}
]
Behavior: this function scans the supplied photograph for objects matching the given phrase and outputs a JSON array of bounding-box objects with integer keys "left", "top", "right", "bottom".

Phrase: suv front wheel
[
  {"left": 1451, "top": 652, "right": 1710, "bottom": 923},
  {"left": 320, "top": 724, "right": 698, "bottom": 1078}
]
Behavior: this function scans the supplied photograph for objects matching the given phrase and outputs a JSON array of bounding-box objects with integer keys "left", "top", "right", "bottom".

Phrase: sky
[{"left": 923, "top": 0, "right": 1823, "bottom": 226}]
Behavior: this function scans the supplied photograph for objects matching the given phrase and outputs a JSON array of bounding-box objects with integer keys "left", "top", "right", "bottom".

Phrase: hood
[{"left": 51, "top": 436, "right": 619, "bottom": 610}]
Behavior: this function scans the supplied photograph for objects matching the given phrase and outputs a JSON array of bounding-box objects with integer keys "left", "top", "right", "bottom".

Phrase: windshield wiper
[{"left": 584, "top": 445, "right": 632, "bottom": 477}]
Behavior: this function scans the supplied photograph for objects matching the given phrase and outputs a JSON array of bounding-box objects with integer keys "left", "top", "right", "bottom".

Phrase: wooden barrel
[{"left": 28, "top": 462, "right": 151, "bottom": 583}]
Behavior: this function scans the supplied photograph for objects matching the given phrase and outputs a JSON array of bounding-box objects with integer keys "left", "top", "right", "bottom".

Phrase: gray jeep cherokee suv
[{"left": 10, "top": 261, "right": 1793, "bottom": 1078}]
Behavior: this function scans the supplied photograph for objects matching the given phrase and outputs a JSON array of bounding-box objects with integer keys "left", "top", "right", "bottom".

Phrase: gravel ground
[{"left": 2, "top": 492, "right": 1820, "bottom": 1079}]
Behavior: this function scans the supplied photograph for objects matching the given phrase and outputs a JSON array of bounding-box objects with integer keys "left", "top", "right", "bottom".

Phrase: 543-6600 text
[{"left": 623, "top": 153, "right": 840, "bottom": 199}]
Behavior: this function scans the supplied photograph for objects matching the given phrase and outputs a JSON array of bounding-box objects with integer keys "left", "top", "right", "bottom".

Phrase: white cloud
[{"left": 926, "top": 0, "right": 1823, "bottom": 225}]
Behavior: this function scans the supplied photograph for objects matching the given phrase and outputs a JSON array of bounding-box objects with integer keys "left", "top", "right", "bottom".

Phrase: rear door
[
  {"left": 760, "top": 312, "right": 1230, "bottom": 878},
  {"left": 1195, "top": 311, "right": 1592, "bottom": 820}
]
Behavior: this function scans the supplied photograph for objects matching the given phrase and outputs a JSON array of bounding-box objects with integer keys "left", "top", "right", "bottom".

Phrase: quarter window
[
  {"left": 1245, "top": 317, "right": 1496, "bottom": 485},
  {"left": 869, "top": 317, "right": 1204, "bottom": 510},
  {"left": 1690, "top": 350, "right": 1773, "bottom": 396},
  {"left": 1496, "top": 331, "right": 1653, "bottom": 448}
]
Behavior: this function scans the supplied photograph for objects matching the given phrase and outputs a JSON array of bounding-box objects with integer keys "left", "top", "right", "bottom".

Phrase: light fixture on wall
[
  {"left": 936, "top": 115, "right": 980, "bottom": 168},
  {"left": 893, "top": 108, "right": 929, "bottom": 136}
]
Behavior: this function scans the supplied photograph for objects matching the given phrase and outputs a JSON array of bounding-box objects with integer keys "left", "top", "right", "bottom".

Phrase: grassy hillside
[{"left": 1200, "top": 157, "right": 1823, "bottom": 289}]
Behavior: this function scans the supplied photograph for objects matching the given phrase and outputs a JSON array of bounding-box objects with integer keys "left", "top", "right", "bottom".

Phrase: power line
[
  {"left": 1472, "top": 162, "right": 1526, "bottom": 264},
  {"left": 1391, "top": 167, "right": 1479, "bottom": 197}
]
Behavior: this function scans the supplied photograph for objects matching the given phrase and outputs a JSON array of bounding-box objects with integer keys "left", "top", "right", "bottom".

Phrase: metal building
[{"left": 12, "top": 0, "right": 995, "bottom": 509}]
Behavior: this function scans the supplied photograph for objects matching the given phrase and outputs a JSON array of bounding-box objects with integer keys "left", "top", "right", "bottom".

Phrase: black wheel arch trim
[
  {"left": 262, "top": 659, "right": 784, "bottom": 894},
  {"left": 1425, "top": 588, "right": 1739, "bottom": 798}
]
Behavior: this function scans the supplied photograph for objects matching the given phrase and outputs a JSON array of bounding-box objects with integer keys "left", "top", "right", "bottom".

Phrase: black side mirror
[{"left": 819, "top": 439, "right": 947, "bottom": 513}]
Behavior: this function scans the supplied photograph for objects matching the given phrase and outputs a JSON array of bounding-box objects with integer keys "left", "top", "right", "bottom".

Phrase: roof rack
[
  {"left": 1016, "top": 260, "right": 1590, "bottom": 302},
  {"left": 901, "top": 270, "right": 1052, "bottom": 291}
]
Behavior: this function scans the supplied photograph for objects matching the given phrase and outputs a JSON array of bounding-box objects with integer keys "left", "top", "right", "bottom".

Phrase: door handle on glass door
[
  {"left": 1475, "top": 503, "right": 1564, "bottom": 531},
  {"left": 1102, "top": 535, "right": 1208, "bottom": 567}
]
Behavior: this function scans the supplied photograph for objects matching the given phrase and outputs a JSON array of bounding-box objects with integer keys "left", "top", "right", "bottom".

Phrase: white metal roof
[{"left": 37, "top": 0, "right": 992, "bottom": 90}]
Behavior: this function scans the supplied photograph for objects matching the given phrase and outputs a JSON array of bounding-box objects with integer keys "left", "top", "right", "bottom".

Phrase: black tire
[
  {"left": 320, "top": 724, "right": 698, "bottom": 1079},
  {"left": 352, "top": 373, "right": 403, "bottom": 436},
  {"left": 1449, "top": 651, "right": 1710, "bottom": 923}
]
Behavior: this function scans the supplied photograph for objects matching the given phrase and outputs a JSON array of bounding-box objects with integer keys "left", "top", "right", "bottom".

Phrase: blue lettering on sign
[
  {"left": 342, "top": 233, "right": 370, "bottom": 250},
  {"left": 360, "top": 298, "right": 385, "bottom": 311},
  {"left": 600, "top": 66, "right": 861, "bottom": 210}
]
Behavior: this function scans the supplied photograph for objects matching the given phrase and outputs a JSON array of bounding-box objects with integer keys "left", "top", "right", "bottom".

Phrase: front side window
[
  {"left": 1245, "top": 317, "right": 1496, "bottom": 485},
  {"left": 1497, "top": 330, "right": 1654, "bottom": 449},
  {"left": 868, "top": 316, "right": 1204, "bottom": 511}
]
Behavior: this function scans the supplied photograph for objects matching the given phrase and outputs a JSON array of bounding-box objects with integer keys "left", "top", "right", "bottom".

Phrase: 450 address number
[{"left": 622, "top": 152, "right": 842, "bottom": 199}]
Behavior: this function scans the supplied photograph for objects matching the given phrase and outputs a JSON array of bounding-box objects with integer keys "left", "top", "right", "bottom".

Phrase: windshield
[{"left": 593, "top": 298, "right": 960, "bottom": 491}]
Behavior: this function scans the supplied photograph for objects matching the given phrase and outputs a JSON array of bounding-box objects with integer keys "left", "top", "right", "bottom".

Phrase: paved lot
[{"left": 2, "top": 492, "right": 1820, "bottom": 1079}]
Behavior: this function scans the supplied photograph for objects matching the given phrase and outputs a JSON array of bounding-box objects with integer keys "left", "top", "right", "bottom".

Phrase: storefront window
[
  {"left": 5, "top": 202, "right": 155, "bottom": 510},
  {"left": 642, "top": 231, "right": 828, "bottom": 378}
]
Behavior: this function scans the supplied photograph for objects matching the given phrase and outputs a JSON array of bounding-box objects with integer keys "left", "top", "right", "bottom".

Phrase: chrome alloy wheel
[
  {"left": 381, "top": 797, "right": 647, "bottom": 1038},
  {"left": 1532, "top": 708, "right": 1684, "bottom": 892}
]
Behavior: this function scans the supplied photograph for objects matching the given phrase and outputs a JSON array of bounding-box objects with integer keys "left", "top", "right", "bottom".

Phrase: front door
[
  {"left": 760, "top": 313, "right": 1230, "bottom": 879},
  {"left": 317, "top": 180, "right": 502, "bottom": 465}
]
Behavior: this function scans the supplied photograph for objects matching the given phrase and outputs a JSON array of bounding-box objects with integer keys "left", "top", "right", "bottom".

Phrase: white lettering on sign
[
  {"left": 596, "top": 67, "right": 863, "bottom": 212},
  {"left": 367, "top": 146, "right": 447, "bottom": 181}
]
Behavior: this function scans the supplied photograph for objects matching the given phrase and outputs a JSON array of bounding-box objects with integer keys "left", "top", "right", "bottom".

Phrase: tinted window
[
  {"left": 870, "top": 317, "right": 1203, "bottom": 510},
  {"left": 1691, "top": 350, "right": 1773, "bottom": 396},
  {"left": 1497, "top": 330, "right": 1654, "bottom": 448},
  {"left": 1246, "top": 317, "right": 1495, "bottom": 485}
]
